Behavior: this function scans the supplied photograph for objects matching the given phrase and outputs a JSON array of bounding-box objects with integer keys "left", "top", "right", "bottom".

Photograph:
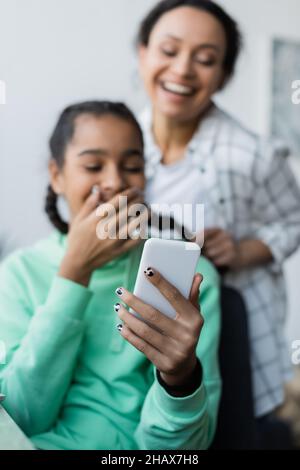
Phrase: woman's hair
[
  {"left": 136, "top": 0, "right": 242, "bottom": 82},
  {"left": 46, "top": 100, "right": 144, "bottom": 234}
]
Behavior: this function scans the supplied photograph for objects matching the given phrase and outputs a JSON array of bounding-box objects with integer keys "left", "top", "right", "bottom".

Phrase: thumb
[{"left": 189, "top": 273, "right": 203, "bottom": 309}]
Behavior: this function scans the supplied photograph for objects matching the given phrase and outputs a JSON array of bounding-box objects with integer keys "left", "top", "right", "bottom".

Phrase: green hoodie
[{"left": 0, "top": 232, "right": 221, "bottom": 450}]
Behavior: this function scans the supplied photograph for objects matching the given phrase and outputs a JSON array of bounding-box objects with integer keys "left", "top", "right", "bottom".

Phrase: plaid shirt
[{"left": 139, "top": 104, "right": 300, "bottom": 417}]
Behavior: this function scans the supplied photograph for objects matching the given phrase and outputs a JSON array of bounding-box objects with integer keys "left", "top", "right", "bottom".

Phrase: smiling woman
[
  {"left": 138, "top": 9, "right": 226, "bottom": 128},
  {"left": 136, "top": 0, "right": 300, "bottom": 436}
]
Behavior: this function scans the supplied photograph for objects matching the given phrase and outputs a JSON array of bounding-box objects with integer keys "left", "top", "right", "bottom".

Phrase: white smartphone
[{"left": 131, "top": 238, "right": 201, "bottom": 319}]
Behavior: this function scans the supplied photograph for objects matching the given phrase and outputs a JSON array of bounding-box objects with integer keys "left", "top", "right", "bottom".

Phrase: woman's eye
[{"left": 195, "top": 57, "right": 216, "bottom": 66}]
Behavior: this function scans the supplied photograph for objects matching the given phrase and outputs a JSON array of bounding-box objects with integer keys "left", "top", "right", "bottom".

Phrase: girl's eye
[
  {"left": 85, "top": 165, "right": 102, "bottom": 172},
  {"left": 123, "top": 166, "right": 144, "bottom": 174},
  {"left": 161, "top": 47, "right": 177, "bottom": 57}
]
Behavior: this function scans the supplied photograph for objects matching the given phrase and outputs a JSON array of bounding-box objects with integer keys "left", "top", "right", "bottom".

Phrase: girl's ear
[{"left": 48, "top": 159, "right": 64, "bottom": 195}]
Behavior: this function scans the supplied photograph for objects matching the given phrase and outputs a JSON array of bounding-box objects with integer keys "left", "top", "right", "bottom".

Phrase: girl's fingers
[
  {"left": 77, "top": 189, "right": 102, "bottom": 221},
  {"left": 95, "top": 195, "right": 145, "bottom": 240},
  {"left": 114, "top": 303, "right": 173, "bottom": 354},
  {"left": 143, "top": 270, "right": 204, "bottom": 336},
  {"left": 109, "top": 194, "right": 145, "bottom": 228},
  {"left": 101, "top": 187, "right": 144, "bottom": 219},
  {"left": 117, "top": 323, "right": 164, "bottom": 369},
  {"left": 142, "top": 268, "right": 194, "bottom": 319},
  {"left": 94, "top": 193, "right": 145, "bottom": 238},
  {"left": 118, "top": 204, "right": 149, "bottom": 240},
  {"left": 112, "top": 237, "right": 142, "bottom": 256},
  {"left": 115, "top": 286, "right": 178, "bottom": 336},
  {"left": 189, "top": 273, "right": 203, "bottom": 309}
]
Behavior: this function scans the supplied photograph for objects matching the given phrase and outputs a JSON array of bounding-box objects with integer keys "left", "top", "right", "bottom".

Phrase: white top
[
  {"left": 145, "top": 154, "right": 207, "bottom": 237},
  {"left": 139, "top": 103, "right": 300, "bottom": 417}
]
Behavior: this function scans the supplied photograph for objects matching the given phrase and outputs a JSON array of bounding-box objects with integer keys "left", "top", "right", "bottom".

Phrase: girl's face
[
  {"left": 138, "top": 7, "right": 227, "bottom": 122},
  {"left": 50, "top": 114, "right": 145, "bottom": 219}
]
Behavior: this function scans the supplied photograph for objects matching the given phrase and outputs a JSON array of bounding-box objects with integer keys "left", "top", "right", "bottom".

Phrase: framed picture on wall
[{"left": 271, "top": 38, "right": 300, "bottom": 156}]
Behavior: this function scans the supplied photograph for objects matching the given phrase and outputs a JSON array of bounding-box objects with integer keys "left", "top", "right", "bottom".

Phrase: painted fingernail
[
  {"left": 116, "top": 323, "right": 123, "bottom": 332},
  {"left": 91, "top": 185, "right": 100, "bottom": 195},
  {"left": 131, "top": 228, "right": 141, "bottom": 238},
  {"left": 144, "top": 267, "right": 154, "bottom": 277},
  {"left": 115, "top": 287, "right": 124, "bottom": 296},
  {"left": 114, "top": 303, "right": 121, "bottom": 312}
]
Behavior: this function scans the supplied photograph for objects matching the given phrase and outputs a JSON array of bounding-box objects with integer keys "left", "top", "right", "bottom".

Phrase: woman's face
[
  {"left": 50, "top": 114, "right": 145, "bottom": 219},
  {"left": 139, "top": 6, "right": 227, "bottom": 122}
]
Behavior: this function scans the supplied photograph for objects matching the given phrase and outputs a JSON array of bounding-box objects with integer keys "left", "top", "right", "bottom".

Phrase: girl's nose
[{"left": 100, "top": 167, "right": 126, "bottom": 201}]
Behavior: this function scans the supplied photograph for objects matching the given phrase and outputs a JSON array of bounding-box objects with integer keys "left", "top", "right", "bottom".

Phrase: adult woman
[
  {"left": 0, "top": 101, "right": 221, "bottom": 450},
  {"left": 136, "top": 0, "right": 300, "bottom": 421}
]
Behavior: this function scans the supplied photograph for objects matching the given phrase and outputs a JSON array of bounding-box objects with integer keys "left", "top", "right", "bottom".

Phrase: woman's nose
[{"left": 172, "top": 53, "right": 195, "bottom": 79}]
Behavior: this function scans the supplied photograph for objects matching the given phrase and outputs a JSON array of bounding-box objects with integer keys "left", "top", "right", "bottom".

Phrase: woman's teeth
[{"left": 162, "top": 81, "right": 194, "bottom": 96}]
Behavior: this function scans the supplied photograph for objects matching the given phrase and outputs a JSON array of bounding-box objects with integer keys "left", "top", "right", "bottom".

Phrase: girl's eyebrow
[
  {"left": 122, "top": 149, "right": 143, "bottom": 158},
  {"left": 78, "top": 148, "right": 107, "bottom": 157},
  {"left": 77, "top": 148, "right": 143, "bottom": 157},
  {"left": 162, "top": 34, "right": 220, "bottom": 51}
]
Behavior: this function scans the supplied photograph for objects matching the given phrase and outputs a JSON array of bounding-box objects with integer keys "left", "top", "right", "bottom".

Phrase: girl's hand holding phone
[{"left": 114, "top": 270, "right": 204, "bottom": 388}]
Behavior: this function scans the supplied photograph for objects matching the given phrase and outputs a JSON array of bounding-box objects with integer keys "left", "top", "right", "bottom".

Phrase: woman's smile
[{"left": 160, "top": 80, "right": 197, "bottom": 97}]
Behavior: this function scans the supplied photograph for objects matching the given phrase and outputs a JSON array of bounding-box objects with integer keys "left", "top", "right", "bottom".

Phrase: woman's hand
[
  {"left": 114, "top": 270, "right": 204, "bottom": 387},
  {"left": 59, "top": 187, "right": 147, "bottom": 286},
  {"left": 203, "top": 228, "right": 273, "bottom": 271},
  {"left": 203, "top": 228, "right": 239, "bottom": 269}
]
